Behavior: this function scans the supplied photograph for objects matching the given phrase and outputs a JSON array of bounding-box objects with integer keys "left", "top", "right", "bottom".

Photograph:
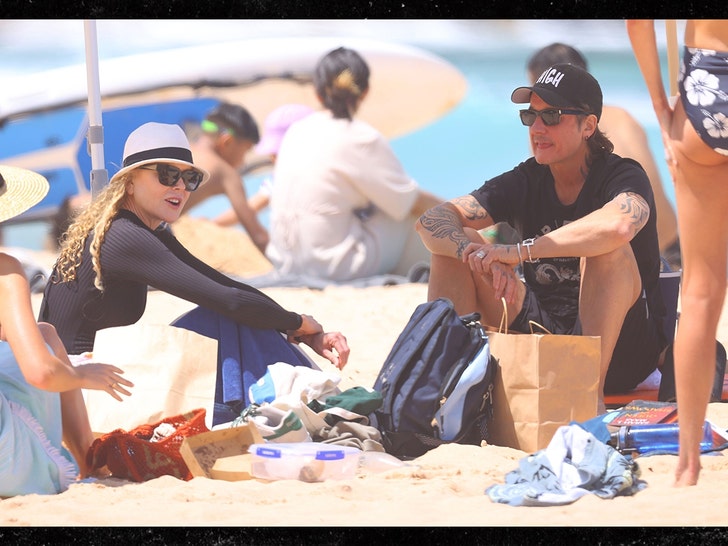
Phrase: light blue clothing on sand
[
  {"left": 0, "top": 341, "right": 77, "bottom": 497},
  {"left": 486, "top": 424, "right": 646, "bottom": 507}
]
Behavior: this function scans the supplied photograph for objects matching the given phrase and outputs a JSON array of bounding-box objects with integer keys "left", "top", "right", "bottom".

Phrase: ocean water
[{"left": 0, "top": 19, "right": 681, "bottom": 249}]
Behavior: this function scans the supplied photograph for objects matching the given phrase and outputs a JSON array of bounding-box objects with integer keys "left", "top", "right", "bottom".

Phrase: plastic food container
[{"left": 250, "top": 443, "right": 360, "bottom": 482}]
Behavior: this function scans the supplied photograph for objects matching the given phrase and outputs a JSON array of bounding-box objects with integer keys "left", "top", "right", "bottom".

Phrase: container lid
[{"left": 251, "top": 442, "right": 359, "bottom": 461}]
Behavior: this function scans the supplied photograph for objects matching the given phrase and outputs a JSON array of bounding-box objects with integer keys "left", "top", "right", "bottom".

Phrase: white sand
[{"left": 3, "top": 218, "right": 728, "bottom": 526}]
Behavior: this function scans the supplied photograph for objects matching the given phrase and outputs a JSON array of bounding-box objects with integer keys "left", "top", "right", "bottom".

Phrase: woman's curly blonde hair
[{"left": 54, "top": 173, "right": 131, "bottom": 291}]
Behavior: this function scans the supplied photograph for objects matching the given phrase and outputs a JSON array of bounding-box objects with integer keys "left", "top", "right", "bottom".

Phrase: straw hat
[
  {"left": 109, "top": 122, "right": 210, "bottom": 186},
  {"left": 0, "top": 165, "right": 50, "bottom": 224}
]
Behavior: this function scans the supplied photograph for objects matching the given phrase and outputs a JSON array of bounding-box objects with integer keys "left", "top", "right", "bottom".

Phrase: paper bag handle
[
  {"left": 496, "top": 297, "right": 553, "bottom": 335},
  {"left": 498, "top": 297, "right": 508, "bottom": 334},
  {"left": 528, "top": 320, "right": 553, "bottom": 335}
]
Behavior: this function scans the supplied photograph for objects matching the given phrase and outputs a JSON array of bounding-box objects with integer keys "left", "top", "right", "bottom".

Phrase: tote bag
[
  {"left": 83, "top": 324, "right": 218, "bottom": 433},
  {"left": 486, "top": 310, "right": 600, "bottom": 453}
]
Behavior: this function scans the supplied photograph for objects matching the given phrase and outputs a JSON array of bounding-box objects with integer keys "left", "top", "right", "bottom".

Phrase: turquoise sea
[{"left": 0, "top": 19, "right": 681, "bottom": 249}]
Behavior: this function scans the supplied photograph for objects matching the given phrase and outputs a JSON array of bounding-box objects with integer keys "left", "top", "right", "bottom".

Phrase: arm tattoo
[
  {"left": 452, "top": 195, "right": 490, "bottom": 221},
  {"left": 454, "top": 239, "right": 469, "bottom": 259},
  {"left": 617, "top": 192, "right": 649, "bottom": 236},
  {"left": 419, "top": 196, "right": 490, "bottom": 259}
]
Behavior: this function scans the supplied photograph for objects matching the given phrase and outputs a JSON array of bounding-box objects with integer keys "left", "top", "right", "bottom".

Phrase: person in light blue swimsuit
[{"left": 0, "top": 165, "right": 132, "bottom": 497}]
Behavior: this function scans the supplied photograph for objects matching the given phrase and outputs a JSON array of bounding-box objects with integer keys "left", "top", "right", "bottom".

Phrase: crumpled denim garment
[{"left": 486, "top": 424, "right": 647, "bottom": 506}]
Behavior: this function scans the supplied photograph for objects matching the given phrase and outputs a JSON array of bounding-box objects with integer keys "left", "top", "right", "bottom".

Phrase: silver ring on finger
[{"left": 476, "top": 251, "right": 485, "bottom": 259}]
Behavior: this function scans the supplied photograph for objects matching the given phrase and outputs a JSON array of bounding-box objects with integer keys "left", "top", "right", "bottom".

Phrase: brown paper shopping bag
[
  {"left": 83, "top": 324, "right": 218, "bottom": 434},
  {"left": 486, "top": 314, "right": 600, "bottom": 453}
]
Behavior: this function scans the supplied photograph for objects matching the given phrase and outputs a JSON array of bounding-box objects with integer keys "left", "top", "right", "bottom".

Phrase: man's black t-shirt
[{"left": 470, "top": 153, "right": 665, "bottom": 329}]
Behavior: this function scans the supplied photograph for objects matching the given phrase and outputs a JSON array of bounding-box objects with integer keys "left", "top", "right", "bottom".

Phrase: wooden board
[{"left": 180, "top": 424, "right": 264, "bottom": 479}]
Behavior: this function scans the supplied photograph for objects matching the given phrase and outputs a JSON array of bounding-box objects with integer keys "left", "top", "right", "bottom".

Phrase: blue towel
[
  {"left": 0, "top": 342, "right": 78, "bottom": 497},
  {"left": 171, "top": 306, "right": 314, "bottom": 426}
]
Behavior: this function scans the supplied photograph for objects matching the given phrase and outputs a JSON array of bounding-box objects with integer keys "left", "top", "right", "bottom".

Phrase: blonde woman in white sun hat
[
  {"left": 0, "top": 165, "right": 132, "bottom": 497},
  {"left": 39, "top": 122, "right": 349, "bottom": 426}
]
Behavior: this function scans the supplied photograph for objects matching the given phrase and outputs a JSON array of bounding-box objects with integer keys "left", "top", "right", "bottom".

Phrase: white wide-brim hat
[
  {"left": 109, "top": 122, "right": 210, "bottom": 186},
  {"left": 0, "top": 165, "right": 50, "bottom": 224}
]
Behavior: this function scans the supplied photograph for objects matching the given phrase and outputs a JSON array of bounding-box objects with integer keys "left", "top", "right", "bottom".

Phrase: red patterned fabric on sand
[{"left": 86, "top": 408, "right": 209, "bottom": 482}]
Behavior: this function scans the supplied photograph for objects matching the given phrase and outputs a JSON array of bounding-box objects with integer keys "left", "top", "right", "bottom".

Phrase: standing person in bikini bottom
[
  {"left": 678, "top": 47, "right": 728, "bottom": 154},
  {"left": 628, "top": 19, "right": 728, "bottom": 487}
]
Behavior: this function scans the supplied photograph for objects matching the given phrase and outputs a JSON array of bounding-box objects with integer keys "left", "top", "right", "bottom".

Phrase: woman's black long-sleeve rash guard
[{"left": 39, "top": 209, "right": 302, "bottom": 354}]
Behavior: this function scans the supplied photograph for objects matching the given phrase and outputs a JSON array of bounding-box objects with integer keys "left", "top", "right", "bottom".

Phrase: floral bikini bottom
[{"left": 679, "top": 46, "right": 728, "bottom": 156}]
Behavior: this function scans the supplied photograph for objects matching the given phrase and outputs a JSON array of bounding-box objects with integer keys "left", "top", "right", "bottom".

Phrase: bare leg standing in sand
[{"left": 628, "top": 19, "right": 728, "bottom": 486}]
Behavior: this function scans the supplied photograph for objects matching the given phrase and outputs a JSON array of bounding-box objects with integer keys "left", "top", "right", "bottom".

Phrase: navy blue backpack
[{"left": 370, "top": 298, "right": 496, "bottom": 459}]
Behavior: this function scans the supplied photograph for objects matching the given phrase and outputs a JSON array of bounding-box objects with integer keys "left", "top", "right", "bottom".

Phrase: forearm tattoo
[
  {"left": 420, "top": 196, "right": 490, "bottom": 259},
  {"left": 618, "top": 192, "right": 649, "bottom": 237}
]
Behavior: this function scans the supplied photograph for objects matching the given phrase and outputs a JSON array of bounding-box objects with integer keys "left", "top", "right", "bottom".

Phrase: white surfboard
[{"left": 0, "top": 37, "right": 466, "bottom": 222}]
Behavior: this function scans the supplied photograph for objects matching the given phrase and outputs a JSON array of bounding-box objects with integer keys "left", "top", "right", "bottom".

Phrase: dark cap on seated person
[
  {"left": 109, "top": 122, "right": 210, "bottom": 186},
  {"left": 511, "top": 63, "right": 603, "bottom": 121}
]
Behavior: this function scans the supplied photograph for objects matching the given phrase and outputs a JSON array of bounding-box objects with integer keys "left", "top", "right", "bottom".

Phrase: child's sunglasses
[{"left": 138, "top": 163, "right": 204, "bottom": 192}]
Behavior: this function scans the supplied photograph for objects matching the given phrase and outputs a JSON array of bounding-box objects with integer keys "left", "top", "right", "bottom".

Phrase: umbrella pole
[
  {"left": 84, "top": 20, "right": 108, "bottom": 198},
  {"left": 665, "top": 20, "right": 679, "bottom": 98}
]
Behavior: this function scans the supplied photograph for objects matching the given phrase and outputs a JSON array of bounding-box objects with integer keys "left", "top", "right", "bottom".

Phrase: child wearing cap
[
  {"left": 417, "top": 63, "right": 668, "bottom": 415},
  {"left": 0, "top": 165, "right": 132, "bottom": 496},
  {"left": 213, "top": 103, "right": 314, "bottom": 226},
  {"left": 183, "top": 101, "right": 270, "bottom": 253}
]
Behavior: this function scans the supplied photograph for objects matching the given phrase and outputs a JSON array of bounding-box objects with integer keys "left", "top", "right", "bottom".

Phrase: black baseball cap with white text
[{"left": 511, "top": 63, "right": 603, "bottom": 121}]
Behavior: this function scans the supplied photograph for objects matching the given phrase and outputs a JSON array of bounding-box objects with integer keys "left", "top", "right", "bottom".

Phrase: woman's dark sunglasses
[
  {"left": 138, "top": 163, "right": 203, "bottom": 192},
  {"left": 519, "top": 108, "right": 588, "bottom": 127}
]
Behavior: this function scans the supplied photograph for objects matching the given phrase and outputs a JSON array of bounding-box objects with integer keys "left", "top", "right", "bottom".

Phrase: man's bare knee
[{"left": 583, "top": 244, "right": 641, "bottom": 298}]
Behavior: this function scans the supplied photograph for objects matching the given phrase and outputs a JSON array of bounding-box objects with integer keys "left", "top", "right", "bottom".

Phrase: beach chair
[
  {"left": 605, "top": 266, "right": 728, "bottom": 407},
  {"left": 604, "top": 267, "right": 681, "bottom": 409},
  {"left": 659, "top": 267, "right": 681, "bottom": 344}
]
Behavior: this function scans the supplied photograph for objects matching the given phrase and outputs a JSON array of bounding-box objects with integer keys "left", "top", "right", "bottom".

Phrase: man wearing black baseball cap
[
  {"left": 512, "top": 62, "right": 604, "bottom": 121},
  {"left": 417, "top": 63, "right": 667, "bottom": 414}
]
